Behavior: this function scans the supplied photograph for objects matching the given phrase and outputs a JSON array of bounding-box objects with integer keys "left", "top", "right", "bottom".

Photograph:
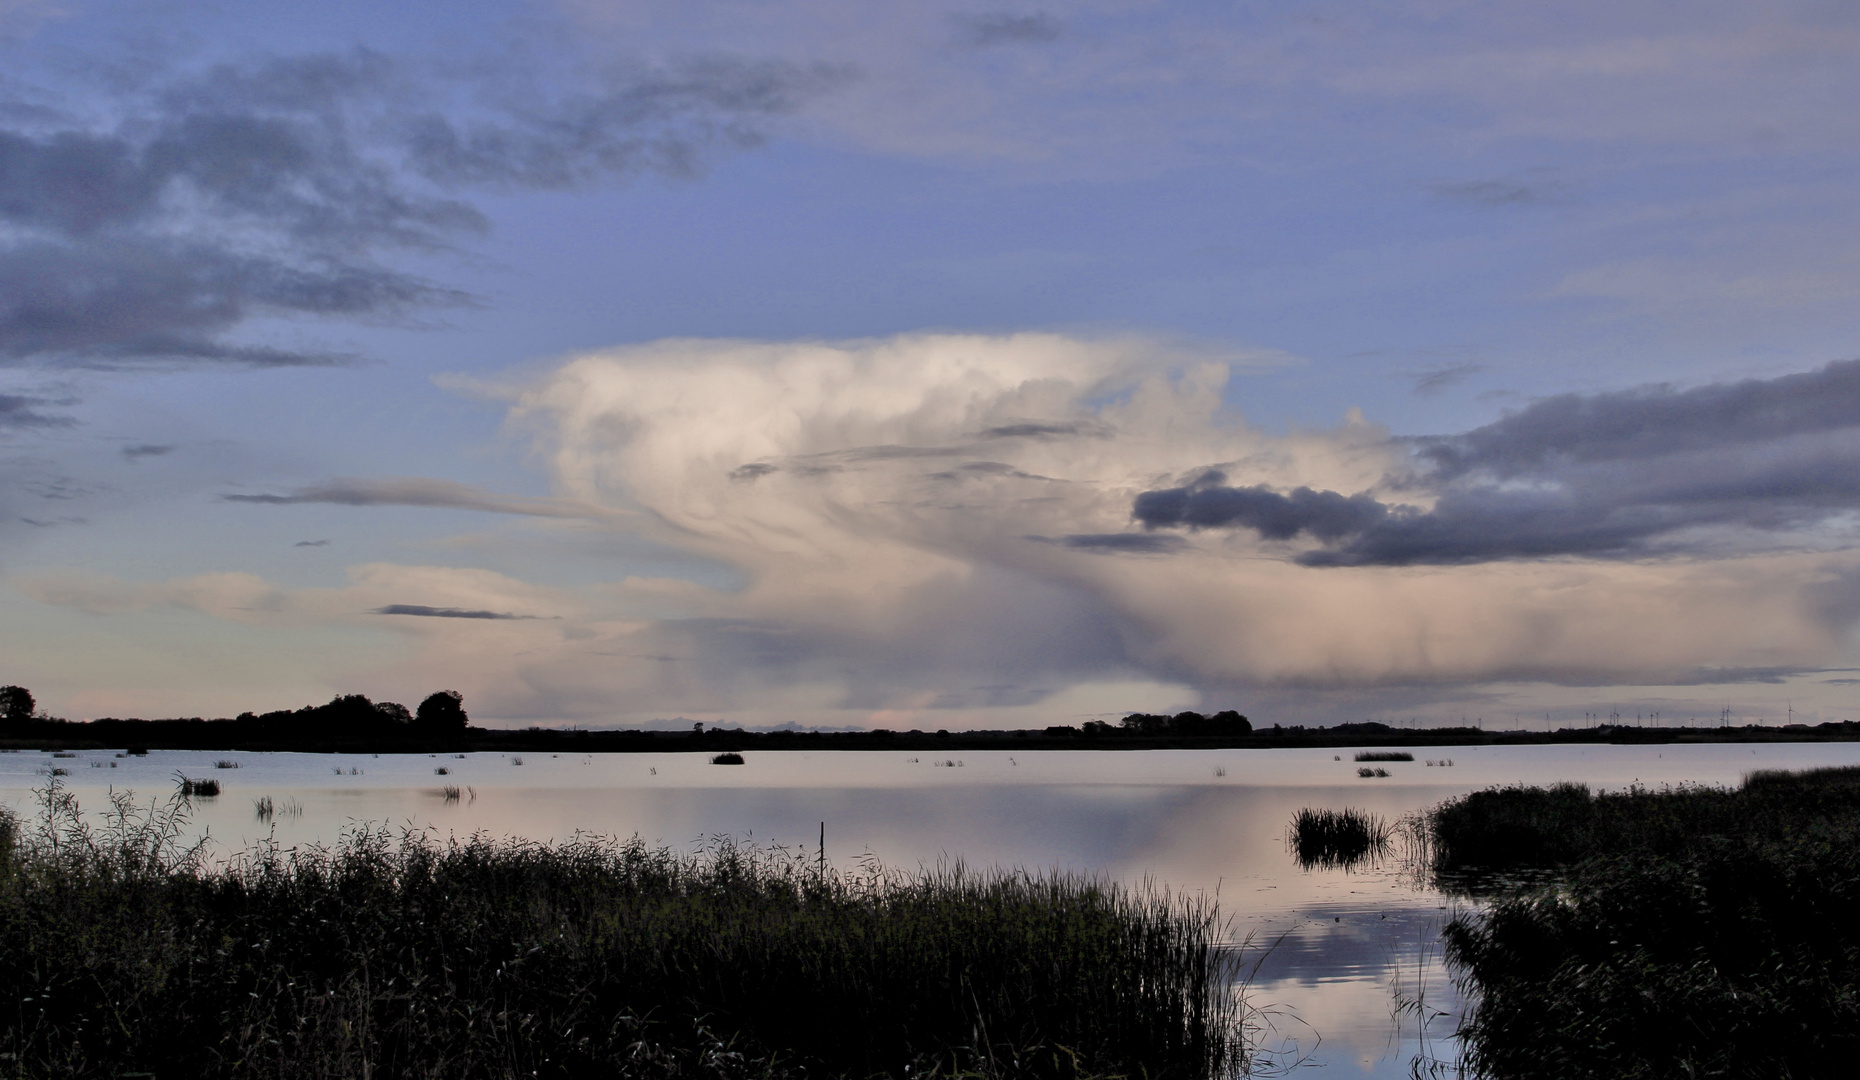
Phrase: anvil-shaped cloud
[{"left": 27, "top": 333, "right": 1860, "bottom": 726}]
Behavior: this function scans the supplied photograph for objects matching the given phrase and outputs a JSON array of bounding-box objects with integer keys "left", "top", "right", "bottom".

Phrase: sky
[{"left": 3, "top": 0, "right": 1859, "bottom": 731}]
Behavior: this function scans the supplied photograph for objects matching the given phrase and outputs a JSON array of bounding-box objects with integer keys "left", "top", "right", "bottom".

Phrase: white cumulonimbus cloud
[
  {"left": 491, "top": 332, "right": 1859, "bottom": 722},
  {"left": 21, "top": 332, "right": 1858, "bottom": 726}
]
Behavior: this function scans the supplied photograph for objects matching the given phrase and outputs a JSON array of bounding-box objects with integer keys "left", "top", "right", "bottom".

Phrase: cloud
[
  {"left": 1134, "top": 478, "right": 1389, "bottom": 542},
  {"left": 953, "top": 12, "right": 1063, "bottom": 48},
  {"left": 120, "top": 444, "right": 174, "bottom": 461},
  {"left": 372, "top": 604, "right": 543, "bottom": 620},
  {"left": 0, "top": 392, "right": 71, "bottom": 428},
  {"left": 1409, "top": 363, "right": 1484, "bottom": 395},
  {"left": 0, "top": 48, "right": 847, "bottom": 368},
  {"left": 18, "top": 333, "right": 1860, "bottom": 724},
  {"left": 17, "top": 569, "right": 286, "bottom": 616},
  {"left": 293, "top": 539, "right": 329, "bottom": 547},
  {"left": 485, "top": 332, "right": 1859, "bottom": 713},
  {"left": 1044, "top": 533, "right": 1188, "bottom": 555},
  {"left": 1135, "top": 359, "right": 1860, "bottom": 567},
  {"left": 219, "top": 476, "right": 602, "bottom": 519}
]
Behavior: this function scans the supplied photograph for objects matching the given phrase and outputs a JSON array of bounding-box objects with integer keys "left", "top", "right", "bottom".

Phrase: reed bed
[
  {"left": 1417, "top": 766, "right": 1860, "bottom": 873},
  {"left": 710, "top": 752, "right": 746, "bottom": 765},
  {"left": 1286, "top": 807, "right": 1391, "bottom": 870},
  {"left": 1431, "top": 766, "right": 1860, "bottom": 1077},
  {"left": 175, "top": 774, "right": 220, "bottom": 798},
  {"left": 0, "top": 782, "right": 1245, "bottom": 1080},
  {"left": 1352, "top": 751, "right": 1412, "bottom": 762}
]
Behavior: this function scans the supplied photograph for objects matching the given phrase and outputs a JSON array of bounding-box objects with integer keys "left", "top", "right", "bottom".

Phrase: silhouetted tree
[
  {"left": 1118, "top": 709, "right": 1251, "bottom": 736},
  {"left": 1210, "top": 709, "right": 1252, "bottom": 734},
  {"left": 0, "top": 686, "right": 33, "bottom": 724},
  {"left": 415, "top": 690, "right": 468, "bottom": 733}
]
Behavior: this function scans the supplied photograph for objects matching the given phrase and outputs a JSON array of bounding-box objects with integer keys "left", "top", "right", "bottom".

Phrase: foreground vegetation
[
  {"left": 1426, "top": 766, "right": 1860, "bottom": 1078},
  {"left": 0, "top": 783, "right": 1244, "bottom": 1080}
]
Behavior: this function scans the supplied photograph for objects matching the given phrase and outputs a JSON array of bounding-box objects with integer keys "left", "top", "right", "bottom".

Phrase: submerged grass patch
[
  {"left": 1352, "top": 751, "right": 1412, "bottom": 762},
  {"left": 0, "top": 782, "right": 1245, "bottom": 1080}
]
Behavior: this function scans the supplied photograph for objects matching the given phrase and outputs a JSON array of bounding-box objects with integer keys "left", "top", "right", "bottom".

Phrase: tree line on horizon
[
  {"left": 1044, "top": 710, "right": 1253, "bottom": 737},
  {"left": 0, "top": 686, "right": 469, "bottom": 735}
]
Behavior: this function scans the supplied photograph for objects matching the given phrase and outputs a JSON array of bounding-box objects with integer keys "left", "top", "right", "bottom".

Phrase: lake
[{"left": 8, "top": 740, "right": 1859, "bottom": 1076}]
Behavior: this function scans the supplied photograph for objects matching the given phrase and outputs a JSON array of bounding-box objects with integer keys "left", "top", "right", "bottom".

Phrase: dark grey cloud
[
  {"left": 1135, "top": 359, "right": 1860, "bottom": 566},
  {"left": 1133, "top": 475, "right": 1387, "bottom": 541},
  {"left": 220, "top": 476, "right": 593, "bottom": 518},
  {"left": 0, "top": 393, "right": 72, "bottom": 429},
  {"left": 0, "top": 48, "right": 848, "bottom": 368},
  {"left": 1409, "top": 362, "right": 1484, "bottom": 396},
  {"left": 955, "top": 13, "right": 1064, "bottom": 47},
  {"left": 730, "top": 462, "right": 779, "bottom": 481},
  {"left": 1042, "top": 533, "right": 1188, "bottom": 555},
  {"left": 373, "top": 604, "right": 540, "bottom": 620},
  {"left": 120, "top": 443, "right": 174, "bottom": 461},
  {"left": 293, "top": 539, "right": 328, "bottom": 547}
]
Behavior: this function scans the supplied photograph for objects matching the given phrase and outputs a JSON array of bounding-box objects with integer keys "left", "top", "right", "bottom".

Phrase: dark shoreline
[{"left": 3, "top": 716, "right": 1857, "bottom": 755}]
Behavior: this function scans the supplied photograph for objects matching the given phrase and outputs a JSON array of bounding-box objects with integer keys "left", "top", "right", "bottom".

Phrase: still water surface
[{"left": 8, "top": 742, "right": 1860, "bottom": 1075}]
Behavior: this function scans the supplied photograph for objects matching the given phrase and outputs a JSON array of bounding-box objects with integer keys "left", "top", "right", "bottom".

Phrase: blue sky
[{"left": 3, "top": 0, "right": 1859, "bottom": 729}]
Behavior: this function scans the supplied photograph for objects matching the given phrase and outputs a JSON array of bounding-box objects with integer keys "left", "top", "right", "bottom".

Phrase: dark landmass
[{"left": 2, "top": 698, "right": 1858, "bottom": 755}]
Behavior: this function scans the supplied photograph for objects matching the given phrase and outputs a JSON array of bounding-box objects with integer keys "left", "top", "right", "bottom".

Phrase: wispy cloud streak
[
  {"left": 0, "top": 49, "right": 847, "bottom": 369},
  {"left": 220, "top": 477, "right": 601, "bottom": 519}
]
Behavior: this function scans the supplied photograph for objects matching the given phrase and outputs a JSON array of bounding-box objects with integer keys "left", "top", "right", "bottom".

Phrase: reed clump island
[
  {"left": 1285, "top": 807, "right": 1391, "bottom": 870},
  {"left": 1419, "top": 766, "right": 1860, "bottom": 1078},
  {"left": 0, "top": 782, "right": 1246, "bottom": 1079}
]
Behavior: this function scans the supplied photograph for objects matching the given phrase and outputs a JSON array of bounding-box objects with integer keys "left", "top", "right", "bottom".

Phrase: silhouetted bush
[
  {"left": 414, "top": 690, "right": 468, "bottom": 733},
  {"left": 0, "top": 685, "right": 33, "bottom": 724}
]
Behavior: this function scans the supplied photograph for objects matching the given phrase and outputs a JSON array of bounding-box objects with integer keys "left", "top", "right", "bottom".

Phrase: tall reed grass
[
  {"left": 175, "top": 774, "right": 220, "bottom": 798},
  {"left": 1432, "top": 766, "right": 1860, "bottom": 1077},
  {"left": 0, "top": 781, "right": 1246, "bottom": 1079},
  {"left": 1416, "top": 766, "right": 1860, "bottom": 874},
  {"left": 1286, "top": 807, "right": 1391, "bottom": 870}
]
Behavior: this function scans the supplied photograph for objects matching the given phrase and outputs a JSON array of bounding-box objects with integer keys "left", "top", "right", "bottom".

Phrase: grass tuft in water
[
  {"left": 1286, "top": 807, "right": 1391, "bottom": 870},
  {"left": 710, "top": 752, "right": 746, "bottom": 765},
  {"left": 1353, "top": 751, "right": 1413, "bottom": 762},
  {"left": 174, "top": 774, "right": 220, "bottom": 798},
  {"left": 0, "top": 782, "right": 1246, "bottom": 1079}
]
